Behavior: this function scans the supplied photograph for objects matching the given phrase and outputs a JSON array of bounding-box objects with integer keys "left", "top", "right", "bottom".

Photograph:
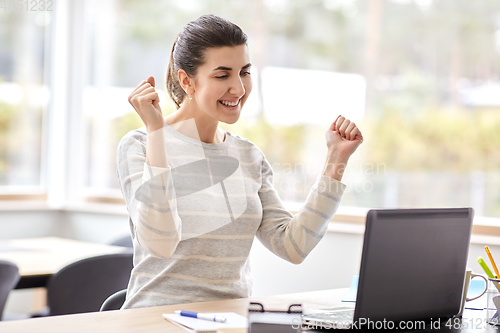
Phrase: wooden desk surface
[
  {"left": 0, "top": 289, "right": 348, "bottom": 333},
  {"left": 0, "top": 237, "right": 128, "bottom": 278}
]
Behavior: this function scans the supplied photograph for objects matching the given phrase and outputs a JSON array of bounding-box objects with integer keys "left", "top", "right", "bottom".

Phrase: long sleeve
[
  {"left": 116, "top": 131, "right": 181, "bottom": 258},
  {"left": 256, "top": 156, "right": 346, "bottom": 264}
]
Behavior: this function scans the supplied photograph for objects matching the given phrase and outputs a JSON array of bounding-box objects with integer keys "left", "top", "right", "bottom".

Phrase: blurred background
[
  {"left": 1, "top": 0, "right": 499, "bottom": 217},
  {"left": 0, "top": 0, "right": 500, "bottom": 318}
]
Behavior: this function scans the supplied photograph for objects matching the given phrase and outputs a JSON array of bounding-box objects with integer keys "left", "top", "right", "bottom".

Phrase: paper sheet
[{"left": 162, "top": 312, "right": 247, "bottom": 333}]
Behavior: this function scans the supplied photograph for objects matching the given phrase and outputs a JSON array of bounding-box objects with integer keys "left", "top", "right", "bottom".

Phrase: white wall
[
  {"left": 249, "top": 229, "right": 363, "bottom": 297},
  {"left": 0, "top": 209, "right": 130, "bottom": 243},
  {"left": 0, "top": 210, "right": 63, "bottom": 240}
]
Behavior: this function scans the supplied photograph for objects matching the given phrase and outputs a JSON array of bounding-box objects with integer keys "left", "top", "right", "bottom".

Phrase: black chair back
[
  {"left": 47, "top": 252, "right": 133, "bottom": 316},
  {"left": 0, "top": 260, "right": 20, "bottom": 320},
  {"left": 100, "top": 289, "right": 127, "bottom": 311}
]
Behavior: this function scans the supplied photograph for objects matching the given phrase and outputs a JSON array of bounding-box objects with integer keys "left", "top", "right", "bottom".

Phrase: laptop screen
[{"left": 354, "top": 208, "right": 473, "bottom": 324}]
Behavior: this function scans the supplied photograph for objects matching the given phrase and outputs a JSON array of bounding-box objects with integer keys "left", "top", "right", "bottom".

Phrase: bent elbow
[
  {"left": 290, "top": 255, "right": 306, "bottom": 265},
  {"left": 136, "top": 230, "right": 181, "bottom": 259},
  {"left": 134, "top": 208, "right": 182, "bottom": 259},
  {"left": 149, "top": 233, "right": 181, "bottom": 259}
]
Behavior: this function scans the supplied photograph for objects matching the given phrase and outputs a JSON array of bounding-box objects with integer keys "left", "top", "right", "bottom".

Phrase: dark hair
[{"left": 167, "top": 14, "right": 248, "bottom": 109}]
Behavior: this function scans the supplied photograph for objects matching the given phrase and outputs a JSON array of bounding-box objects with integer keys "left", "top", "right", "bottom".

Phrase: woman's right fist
[{"left": 128, "top": 76, "right": 164, "bottom": 131}]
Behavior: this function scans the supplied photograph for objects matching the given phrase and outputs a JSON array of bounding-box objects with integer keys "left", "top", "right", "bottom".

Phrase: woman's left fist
[{"left": 325, "top": 115, "right": 363, "bottom": 158}]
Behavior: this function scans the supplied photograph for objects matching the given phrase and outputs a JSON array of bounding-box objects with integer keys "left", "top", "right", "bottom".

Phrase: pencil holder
[{"left": 486, "top": 278, "right": 500, "bottom": 326}]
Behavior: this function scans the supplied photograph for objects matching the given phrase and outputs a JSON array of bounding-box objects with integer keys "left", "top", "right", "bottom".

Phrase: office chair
[
  {"left": 45, "top": 252, "right": 133, "bottom": 316},
  {"left": 100, "top": 289, "right": 127, "bottom": 311},
  {"left": 0, "top": 260, "right": 20, "bottom": 321},
  {"left": 110, "top": 234, "right": 133, "bottom": 248}
]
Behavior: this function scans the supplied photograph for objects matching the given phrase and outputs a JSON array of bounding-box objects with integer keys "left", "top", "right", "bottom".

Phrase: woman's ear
[{"left": 178, "top": 69, "right": 194, "bottom": 95}]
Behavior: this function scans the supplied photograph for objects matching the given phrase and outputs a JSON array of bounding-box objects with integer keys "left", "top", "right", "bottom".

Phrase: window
[
  {"left": 0, "top": 8, "right": 51, "bottom": 195},
  {"left": 2, "top": 0, "right": 499, "bottom": 220},
  {"left": 82, "top": 0, "right": 500, "bottom": 218}
]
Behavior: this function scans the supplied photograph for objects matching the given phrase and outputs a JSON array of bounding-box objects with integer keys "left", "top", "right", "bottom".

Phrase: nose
[{"left": 228, "top": 76, "right": 245, "bottom": 97}]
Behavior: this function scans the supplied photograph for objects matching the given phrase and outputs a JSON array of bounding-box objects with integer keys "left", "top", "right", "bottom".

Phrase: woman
[{"left": 117, "top": 14, "right": 363, "bottom": 309}]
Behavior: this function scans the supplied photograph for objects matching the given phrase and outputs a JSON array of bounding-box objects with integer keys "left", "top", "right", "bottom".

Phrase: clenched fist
[
  {"left": 128, "top": 76, "right": 165, "bottom": 132},
  {"left": 325, "top": 115, "right": 363, "bottom": 159}
]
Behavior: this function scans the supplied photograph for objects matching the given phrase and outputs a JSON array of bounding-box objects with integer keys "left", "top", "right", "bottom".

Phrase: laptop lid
[{"left": 353, "top": 208, "right": 474, "bottom": 324}]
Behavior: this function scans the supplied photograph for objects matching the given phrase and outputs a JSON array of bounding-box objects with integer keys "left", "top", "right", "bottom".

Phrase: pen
[
  {"left": 485, "top": 246, "right": 500, "bottom": 278},
  {"left": 175, "top": 310, "right": 227, "bottom": 323},
  {"left": 478, "top": 256, "right": 495, "bottom": 279}
]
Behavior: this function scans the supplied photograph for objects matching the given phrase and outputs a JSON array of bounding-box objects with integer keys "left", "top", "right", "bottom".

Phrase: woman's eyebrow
[{"left": 212, "top": 63, "right": 252, "bottom": 71}]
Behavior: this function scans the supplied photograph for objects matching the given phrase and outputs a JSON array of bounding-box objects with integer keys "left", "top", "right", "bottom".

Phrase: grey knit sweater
[{"left": 116, "top": 123, "right": 346, "bottom": 309}]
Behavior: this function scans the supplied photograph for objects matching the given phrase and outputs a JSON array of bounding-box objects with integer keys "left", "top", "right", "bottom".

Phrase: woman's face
[{"left": 191, "top": 44, "right": 252, "bottom": 124}]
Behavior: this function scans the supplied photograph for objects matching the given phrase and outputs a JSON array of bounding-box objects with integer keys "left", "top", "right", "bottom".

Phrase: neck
[{"left": 165, "top": 104, "right": 224, "bottom": 144}]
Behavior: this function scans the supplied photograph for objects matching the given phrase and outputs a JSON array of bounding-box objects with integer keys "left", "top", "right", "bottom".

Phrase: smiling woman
[
  {"left": 173, "top": 44, "right": 252, "bottom": 129},
  {"left": 166, "top": 15, "right": 251, "bottom": 115},
  {"left": 117, "top": 14, "right": 363, "bottom": 309}
]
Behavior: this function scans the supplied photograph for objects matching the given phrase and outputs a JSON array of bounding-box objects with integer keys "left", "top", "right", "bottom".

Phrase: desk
[
  {"left": 0, "top": 237, "right": 129, "bottom": 289},
  {"left": 0, "top": 289, "right": 497, "bottom": 333}
]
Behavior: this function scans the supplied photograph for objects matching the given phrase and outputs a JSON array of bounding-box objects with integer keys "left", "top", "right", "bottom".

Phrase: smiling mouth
[{"left": 219, "top": 99, "right": 240, "bottom": 107}]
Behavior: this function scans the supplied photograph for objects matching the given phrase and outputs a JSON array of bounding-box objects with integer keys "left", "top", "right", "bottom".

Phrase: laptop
[{"left": 303, "top": 208, "right": 474, "bottom": 329}]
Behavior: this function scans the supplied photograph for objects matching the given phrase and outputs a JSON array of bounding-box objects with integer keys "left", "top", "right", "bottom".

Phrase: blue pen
[{"left": 175, "top": 310, "right": 227, "bottom": 323}]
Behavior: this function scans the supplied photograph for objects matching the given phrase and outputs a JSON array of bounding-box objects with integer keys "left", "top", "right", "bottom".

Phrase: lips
[{"left": 219, "top": 99, "right": 240, "bottom": 107}]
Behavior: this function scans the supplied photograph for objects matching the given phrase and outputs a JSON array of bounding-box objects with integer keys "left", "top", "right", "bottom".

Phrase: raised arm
[
  {"left": 129, "top": 76, "right": 169, "bottom": 168},
  {"left": 321, "top": 115, "right": 363, "bottom": 181},
  {"left": 256, "top": 116, "right": 363, "bottom": 264},
  {"left": 119, "top": 76, "right": 181, "bottom": 258}
]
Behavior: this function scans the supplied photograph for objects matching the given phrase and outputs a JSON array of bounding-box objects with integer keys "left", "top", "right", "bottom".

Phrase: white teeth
[{"left": 220, "top": 100, "right": 238, "bottom": 107}]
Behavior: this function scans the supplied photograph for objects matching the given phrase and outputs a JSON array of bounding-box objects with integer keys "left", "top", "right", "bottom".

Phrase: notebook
[
  {"left": 162, "top": 312, "right": 247, "bottom": 333},
  {"left": 303, "top": 208, "right": 474, "bottom": 329}
]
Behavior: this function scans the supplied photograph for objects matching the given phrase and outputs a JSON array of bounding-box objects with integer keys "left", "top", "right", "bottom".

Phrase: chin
[
  {"left": 223, "top": 115, "right": 240, "bottom": 125},
  {"left": 220, "top": 110, "right": 241, "bottom": 124}
]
